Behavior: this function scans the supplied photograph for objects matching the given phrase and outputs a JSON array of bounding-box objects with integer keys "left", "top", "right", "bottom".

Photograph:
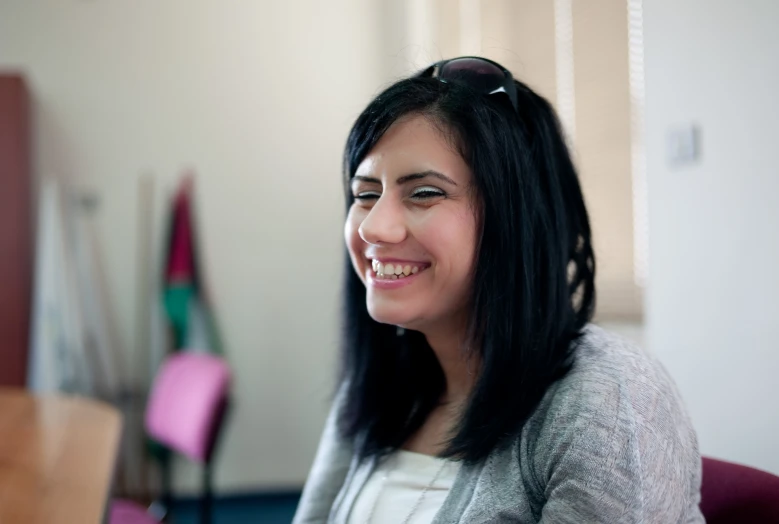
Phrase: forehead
[{"left": 354, "top": 114, "right": 470, "bottom": 182}]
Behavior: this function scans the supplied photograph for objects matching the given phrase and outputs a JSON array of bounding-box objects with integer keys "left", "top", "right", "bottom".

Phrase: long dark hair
[{"left": 338, "top": 72, "right": 595, "bottom": 465}]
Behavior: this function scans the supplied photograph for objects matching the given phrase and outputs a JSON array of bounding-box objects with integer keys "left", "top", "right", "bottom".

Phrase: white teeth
[{"left": 371, "top": 261, "right": 424, "bottom": 279}]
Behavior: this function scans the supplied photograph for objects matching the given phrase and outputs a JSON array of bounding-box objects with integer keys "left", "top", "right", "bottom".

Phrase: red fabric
[
  {"left": 700, "top": 456, "right": 779, "bottom": 523},
  {"left": 165, "top": 176, "right": 194, "bottom": 283}
]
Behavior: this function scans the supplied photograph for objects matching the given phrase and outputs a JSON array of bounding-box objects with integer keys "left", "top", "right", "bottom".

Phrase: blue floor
[{"left": 170, "top": 492, "right": 300, "bottom": 524}]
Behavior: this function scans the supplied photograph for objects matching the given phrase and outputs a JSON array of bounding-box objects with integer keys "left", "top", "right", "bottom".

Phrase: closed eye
[
  {"left": 354, "top": 191, "right": 381, "bottom": 201},
  {"left": 411, "top": 186, "right": 446, "bottom": 199}
]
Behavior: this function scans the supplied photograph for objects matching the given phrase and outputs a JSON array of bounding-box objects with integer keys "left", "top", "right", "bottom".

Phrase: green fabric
[{"left": 163, "top": 284, "right": 194, "bottom": 350}]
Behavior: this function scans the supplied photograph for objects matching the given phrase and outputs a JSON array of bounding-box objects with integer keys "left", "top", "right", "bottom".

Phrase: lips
[{"left": 363, "top": 258, "right": 431, "bottom": 290}]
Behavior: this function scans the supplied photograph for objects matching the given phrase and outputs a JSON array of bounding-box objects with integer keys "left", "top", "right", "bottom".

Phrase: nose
[{"left": 358, "top": 195, "right": 407, "bottom": 245}]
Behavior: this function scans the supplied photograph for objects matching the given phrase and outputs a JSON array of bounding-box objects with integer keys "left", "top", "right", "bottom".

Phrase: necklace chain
[{"left": 365, "top": 455, "right": 449, "bottom": 524}]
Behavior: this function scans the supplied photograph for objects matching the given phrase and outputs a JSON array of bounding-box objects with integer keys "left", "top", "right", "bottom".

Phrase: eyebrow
[{"left": 351, "top": 170, "right": 458, "bottom": 187}]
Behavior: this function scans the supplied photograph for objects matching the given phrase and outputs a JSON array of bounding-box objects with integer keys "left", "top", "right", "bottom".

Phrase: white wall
[
  {"left": 9, "top": 0, "right": 775, "bottom": 495},
  {"left": 0, "top": 1, "right": 387, "bottom": 492},
  {"left": 644, "top": 0, "right": 779, "bottom": 474}
]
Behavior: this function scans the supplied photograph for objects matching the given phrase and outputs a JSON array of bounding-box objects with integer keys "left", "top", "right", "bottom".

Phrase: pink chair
[
  {"left": 110, "top": 352, "right": 231, "bottom": 524},
  {"left": 700, "top": 456, "right": 779, "bottom": 523}
]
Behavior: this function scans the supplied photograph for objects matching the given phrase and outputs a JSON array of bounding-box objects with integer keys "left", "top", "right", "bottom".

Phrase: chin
[
  {"left": 366, "top": 307, "right": 407, "bottom": 327},
  {"left": 366, "top": 301, "right": 419, "bottom": 329}
]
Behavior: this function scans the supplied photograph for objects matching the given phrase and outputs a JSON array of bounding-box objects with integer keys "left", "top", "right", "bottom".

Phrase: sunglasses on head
[{"left": 417, "top": 56, "right": 519, "bottom": 112}]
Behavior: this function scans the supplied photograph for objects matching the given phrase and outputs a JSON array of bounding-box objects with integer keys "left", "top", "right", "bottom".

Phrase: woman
[{"left": 293, "top": 57, "right": 703, "bottom": 523}]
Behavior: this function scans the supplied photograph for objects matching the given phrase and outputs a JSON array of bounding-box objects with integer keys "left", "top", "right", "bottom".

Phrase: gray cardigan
[{"left": 293, "top": 325, "right": 704, "bottom": 523}]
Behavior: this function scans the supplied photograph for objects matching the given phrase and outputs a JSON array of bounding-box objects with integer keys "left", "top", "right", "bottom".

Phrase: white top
[{"left": 347, "top": 450, "right": 460, "bottom": 524}]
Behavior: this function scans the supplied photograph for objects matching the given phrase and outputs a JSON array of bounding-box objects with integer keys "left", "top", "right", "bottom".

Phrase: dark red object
[
  {"left": 701, "top": 456, "right": 779, "bottom": 523},
  {"left": 0, "top": 74, "right": 32, "bottom": 387},
  {"left": 165, "top": 175, "right": 195, "bottom": 284}
]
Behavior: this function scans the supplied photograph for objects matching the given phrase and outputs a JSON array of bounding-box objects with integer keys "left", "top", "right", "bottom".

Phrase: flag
[
  {"left": 27, "top": 178, "right": 92, "bottom": 395},
  {"left": 148, "top": 174, "right": 224, "bottom": 507},
  {"left": 162, "top": 175, "right": 223, "bottom": 355}
]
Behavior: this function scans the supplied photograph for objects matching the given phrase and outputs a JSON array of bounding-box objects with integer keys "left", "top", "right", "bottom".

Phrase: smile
[{"left": 370, "top": 259, "right": 428, "bottom": 280}]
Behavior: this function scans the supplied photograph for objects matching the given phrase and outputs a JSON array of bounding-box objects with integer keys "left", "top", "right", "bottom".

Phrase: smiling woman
[
  {"left": 293, "top": 57, "right": 704, "bottom": 524},
  {"left": 346, "top": 116, "right": 478, "bottom": 334}
]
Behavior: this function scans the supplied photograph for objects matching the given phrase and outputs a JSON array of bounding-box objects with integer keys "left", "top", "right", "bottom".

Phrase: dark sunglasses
[{"left": 416, "top": 56, "right": 519, "bottom": 112}]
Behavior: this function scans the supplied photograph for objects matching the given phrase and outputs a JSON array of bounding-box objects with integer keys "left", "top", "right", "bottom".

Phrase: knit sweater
[{"left": 293, "top": 325, "right": 704, "bottom": 523}]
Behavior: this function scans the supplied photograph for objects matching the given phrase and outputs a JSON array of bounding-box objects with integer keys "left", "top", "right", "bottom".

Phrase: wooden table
[{"left": 0, "top": 388, "right": 122, "bottom": 524}]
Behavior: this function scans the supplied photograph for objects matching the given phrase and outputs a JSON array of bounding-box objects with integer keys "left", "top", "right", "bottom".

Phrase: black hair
[{"left": 338, "top": 71, "right": 595, "bottom": 464}]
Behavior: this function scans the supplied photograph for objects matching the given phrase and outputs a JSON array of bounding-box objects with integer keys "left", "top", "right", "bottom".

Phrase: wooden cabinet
[{"left": 0, "top": 75, "right": 32, "bottom": 387}]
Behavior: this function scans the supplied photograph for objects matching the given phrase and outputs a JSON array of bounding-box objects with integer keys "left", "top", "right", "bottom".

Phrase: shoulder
[
  {"left": 542, "top": 324, "right": 686, "bottom": 423},
  {"left": 518, "top": 324, "right": 702, "bottom": 519},
  {"left": 521, "top": 323, "right": 693, "bottom": 452},
  {"left": 518, "top": 326, "right": 700, "bottom": 522},
  {"left": 292, "top": 381, "right": 355, "bottom": 523}
]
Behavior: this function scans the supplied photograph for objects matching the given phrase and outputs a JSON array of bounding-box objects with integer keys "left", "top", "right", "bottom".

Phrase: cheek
[
  {"left": 417, "top": 210, "right": 479, "bottom": 273},
  {"left": 344, "top": 207, "right": 365, "bottom": 269}
]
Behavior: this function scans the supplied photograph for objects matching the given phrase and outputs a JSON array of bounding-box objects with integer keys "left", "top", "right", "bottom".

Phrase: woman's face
[{"left": 345, "top": 114, "right": 479, "bottom": 332}]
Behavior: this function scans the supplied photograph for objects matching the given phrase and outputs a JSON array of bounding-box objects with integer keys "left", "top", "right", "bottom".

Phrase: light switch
[{"left": 667, "top": 124, "right": 701, "bottom": 166}]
